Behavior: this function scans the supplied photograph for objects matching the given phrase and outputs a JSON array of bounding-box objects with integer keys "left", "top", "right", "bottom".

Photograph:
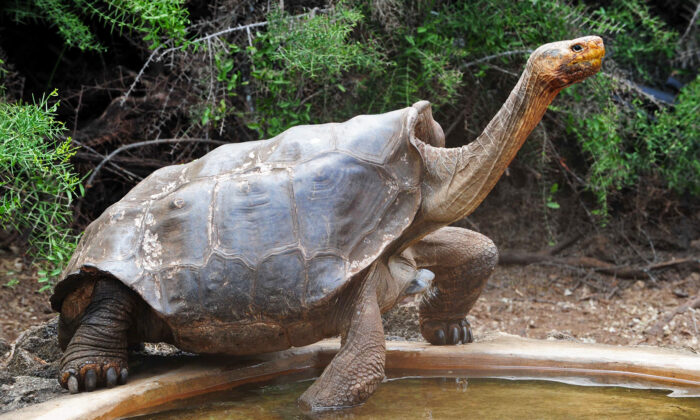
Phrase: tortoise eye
[{"left": 571, "top": 44, "right": 584, "bottom": 52}]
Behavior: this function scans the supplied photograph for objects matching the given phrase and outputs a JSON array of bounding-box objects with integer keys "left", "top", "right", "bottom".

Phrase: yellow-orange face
[{"left": 529, "top": 36, "right": 605, "bottom": 89}]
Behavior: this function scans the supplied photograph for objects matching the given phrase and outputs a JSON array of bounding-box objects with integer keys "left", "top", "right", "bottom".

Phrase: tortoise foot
[
  {"left": 60, "top": 358, "right": 128, "bottom": 393},
  {"left": 420, "top": 318, "right": 473, "bottom": 345}
]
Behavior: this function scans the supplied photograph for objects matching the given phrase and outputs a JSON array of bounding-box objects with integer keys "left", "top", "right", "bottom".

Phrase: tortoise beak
[{"left": 579, "top": 36, "right": 605, "bottom": 72}]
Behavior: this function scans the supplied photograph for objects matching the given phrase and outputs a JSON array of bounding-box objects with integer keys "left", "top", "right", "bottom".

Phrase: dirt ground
[
  {"left": 0, "top": 254, "right": 55, "bottom": 344},
  {"left": 383, "top": 263, "right": 700, "bottom": 352}
]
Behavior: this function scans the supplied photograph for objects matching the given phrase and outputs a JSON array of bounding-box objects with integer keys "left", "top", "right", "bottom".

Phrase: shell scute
[
  {"left": 145, "top": 180, "right": 214, "bottom": 268},
  {"left": 267, "top": 124, "right": 337, "bottom": 162},
  {"left": 84, "top": 203, "right": 143, "bottom": 263},
  {"left": 213, "top": 169, "right": 296, "bottom": 265},
  {"left": 187, "top": 140, "right": 266, "bottom": 179},
  {"left": 122, "top": 165, "right": 185, "bottom": 202},
  {"left": 158, "top": 265, "right": 200, "bottom": 317},
  {"left": 292, "top": 153, "right": 398, "bottom": 259},
  {"left": 254, "top": 249, "right": 306, "bottom": 318},
  {"left": 198, "top": 253, "right": 252, "bottom": 321},
  {"left": 335, "top": 109, "right": 405, "bottom": 163},
  {"left": 305, "top": 254, "right": 347, "bottom": 305}
]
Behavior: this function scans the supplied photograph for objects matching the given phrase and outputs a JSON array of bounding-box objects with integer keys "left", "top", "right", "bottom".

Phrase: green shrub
[
  {"left": 566, "top": 73, "right": 699, "bottom": 216},
  {"left": 366, "top": 5, "right": 467, "bottom": 112},
  {"left": 0, "top": 90, "right": 82, "bottom": 290},
  {"left": 245, "top": 4, "right": 386, "bottom": 137},
  {"left": 3, "top": 0, "right": 190, "bottom": 51},
  {"left": 638, "top": 76, "right": 700, "bottom": 196}
]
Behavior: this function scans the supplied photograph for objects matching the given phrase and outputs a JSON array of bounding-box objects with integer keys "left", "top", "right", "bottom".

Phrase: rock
[
  {"left": 690, "top": 239, "right": 700, "bottom": 251},
  {"left": 673, "top": 288, "right": 689, "bottom": 298},
  {"left": 382, "top": 302, "right": 423, "bottom": 342},
  {"left": 5, "top": 317, "right": 62, "bottom": 379},
  {"left": 0, "top": 318, "right": 65, "bottom": 414},
  {"left": 686, "top": 272, "right": 700, "bottom": 283},
  {"left": 0, "top": 375, "right": 65, "bottom": 414},
  {"left": 0, "top": 369, "right": 13, "bottom": 386},
  {"left": 545, "top": 330, "right": 578, "bottom": 342},
  {"left": 0, "top": 337, "right": 9, "bottom": 358}
]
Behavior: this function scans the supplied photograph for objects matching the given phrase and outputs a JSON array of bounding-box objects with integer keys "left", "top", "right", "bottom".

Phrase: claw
[
  {"left": 119, "top": 368, "right": 128, "bottom": 385},
  {"left": 67, "top": 375, "right": 79, "bottom": 394},
  {"left": 449, "top": 324, "right": 460, "bottom": 344},
  {"left": 106, "top": 367, "right": 118, "bottom": 388},
  {"left": 435, "top": 329, "right": 446, "bottom": 345},
  {"left": 462, "top": 326, "right": 469, "bottom": 343},
  {"left": 85, "top": 369, "right": 97, "bottom": 391}
]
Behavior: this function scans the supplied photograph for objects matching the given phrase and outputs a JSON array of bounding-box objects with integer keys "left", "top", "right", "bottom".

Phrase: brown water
[{"left": 128, "top": 377, "right": 700, "bottom": 419}]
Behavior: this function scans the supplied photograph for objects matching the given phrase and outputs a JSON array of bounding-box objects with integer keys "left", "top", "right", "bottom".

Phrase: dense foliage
[
  {"left": 0, "top": 90, "right": 81, "bottom": 290},
  {"left": 0, "top": 0, "right": 697, "bottom": 286},
  {"left": 3, "top": 0, "right": 189, "bottom": 50}
]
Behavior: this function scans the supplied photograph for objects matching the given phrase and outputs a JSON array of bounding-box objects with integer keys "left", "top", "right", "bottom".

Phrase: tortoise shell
[{"left": 51, "top": 103, "right": 431, "bottom": 334}]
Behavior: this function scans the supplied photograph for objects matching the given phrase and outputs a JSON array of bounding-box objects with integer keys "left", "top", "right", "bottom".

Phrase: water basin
[
  {"left": 4, "top": 334, "right": 699, "bottom": 420},
  {"left": 128, "top": 376, "right": 700, "bottom": 419}
]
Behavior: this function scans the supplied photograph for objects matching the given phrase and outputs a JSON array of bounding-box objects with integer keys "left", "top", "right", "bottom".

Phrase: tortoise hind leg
[
  {"left": 298, "top": 274, "right": 385, "bottom": 411},
  {"left": 59, "top": 278, "right": 135, "bottom": 393},
  {"left": 407, "top": 226, "right": 498, "bottom": 345}
]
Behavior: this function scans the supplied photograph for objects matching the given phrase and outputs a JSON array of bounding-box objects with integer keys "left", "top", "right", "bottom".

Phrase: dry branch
[
  {"left": 649, "top": 294, "right": 700, "bottom": 336},
  {"left": 499, "top": 249, "right": 699, "bottom": 279},
  {"left": 461, "top": 50, "right": 533, "bottom": 68},
  {"left": 86, "top": 138, "right": 227, "bottom": 187}
]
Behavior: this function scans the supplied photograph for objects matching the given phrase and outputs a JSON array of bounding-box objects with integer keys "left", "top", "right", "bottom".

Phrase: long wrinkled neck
[{"left": 419, "top": 66, "right": 560, "bottom": 224}]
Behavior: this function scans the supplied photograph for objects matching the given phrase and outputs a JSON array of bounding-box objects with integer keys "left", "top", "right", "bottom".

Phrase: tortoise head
[{"left": 528, "top": 36, "right": 605, "bottom": 89}]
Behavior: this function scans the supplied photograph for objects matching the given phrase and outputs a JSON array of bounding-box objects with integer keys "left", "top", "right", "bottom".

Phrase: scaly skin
[
  {"left": 298, "top": 272, "right": 385, "bottom": 411},
  {"left": 406, "top": 227, "right": 498, "bottom": 344},
  {"left": 59, "top": 280, "right": 134, "bottom": 392}
]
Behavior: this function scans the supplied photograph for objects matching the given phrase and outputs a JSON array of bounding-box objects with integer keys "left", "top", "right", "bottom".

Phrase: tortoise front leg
[
  {"left": 407, "top": 226, "right": 498, "bottom": 345},
  {"left": 298, "top": 274, "right": 385, "bottom": 411},
  {"left": 59, "top": 278, "right": 134, "bottom": 392}
]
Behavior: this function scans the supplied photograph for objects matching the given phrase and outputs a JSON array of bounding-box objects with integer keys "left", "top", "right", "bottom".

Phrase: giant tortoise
[{"left": 51, "top": 36, "right": 604, "bottom": 410}]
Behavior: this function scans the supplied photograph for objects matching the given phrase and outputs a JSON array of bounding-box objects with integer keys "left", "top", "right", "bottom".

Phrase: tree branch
[
  {"left": 461, "top": 50, "right": 533, "bottom": 69},
  {"left": 86, "top": 138, "right": 227, "bottom": 187},
  {"left": 499, "top": 250, "right": 699, "bottom": 280},
  {"left": 649, "top": 294, "right": 700, "bottom": 336}
]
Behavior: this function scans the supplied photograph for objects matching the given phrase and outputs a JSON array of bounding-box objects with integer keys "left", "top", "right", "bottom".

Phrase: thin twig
[
  {"left": 120, "top": 47, "right": 161, "bottom": 106},
  {"left": 678, "top": 3, "right": 700, "bottom": 45},
  {"left": 72, "top": 85, "right": 84, "bottom": 139},
  {"left": 86, "top": 138, "right": 227, "bottom": 187},
  {"left": 444, "top": 107, "right": 469, "bottom": 139},
  {"left": 603, "top": 71, "right": 669, "bottom": 107},
  {"left": 483, "top": 64, "right": 519, "bottom": 77},
  {"left": 640, "top": 228, "right": 657, "bottom": 263},
  {"left": 649, "top": 294, "right": 700, "bottom": 336},
  {"left": 157, "top": 8, "right": 330, "bottom": 59},
  {"left": 462, "top": 50, "right": 533, "bottom": 68},
  {"left": 71, "top": 139, "right": 141, "bottom": 181}
]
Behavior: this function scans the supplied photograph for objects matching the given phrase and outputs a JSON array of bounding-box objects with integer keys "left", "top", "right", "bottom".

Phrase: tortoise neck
[
  {"left": 417, "top": 65, "right": 560, "bottom": 224},
  {"left": 471, "top": 67, "right": 560, "bottom": 202}
]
